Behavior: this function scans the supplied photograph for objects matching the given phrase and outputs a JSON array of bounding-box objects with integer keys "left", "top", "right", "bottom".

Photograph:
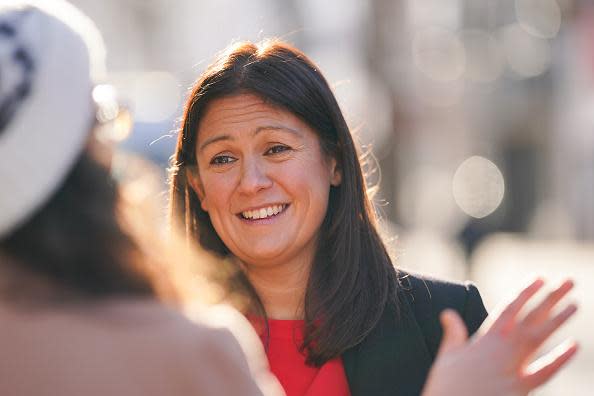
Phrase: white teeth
[{"left": 241, "top": 204, "right": 286, "bottom": 220}]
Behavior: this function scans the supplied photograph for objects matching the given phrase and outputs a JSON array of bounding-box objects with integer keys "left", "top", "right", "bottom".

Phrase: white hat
[{"left": 0, "top": 0, "right": 106, "bottom": 238}]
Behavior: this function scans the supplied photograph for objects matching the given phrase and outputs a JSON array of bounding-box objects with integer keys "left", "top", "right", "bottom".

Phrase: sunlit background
[{"left": 72, "top": 1, "right": 593, "bottom": 394}]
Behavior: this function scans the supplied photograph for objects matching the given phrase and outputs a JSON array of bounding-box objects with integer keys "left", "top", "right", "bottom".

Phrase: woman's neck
[{"left": 240, "top": 254, "right": 312, "bottom": 320}]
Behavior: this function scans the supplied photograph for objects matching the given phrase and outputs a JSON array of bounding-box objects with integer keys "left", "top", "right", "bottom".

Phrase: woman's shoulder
[
  {"left": 394, "top": 270, "right": 488, "bottom": 357},
  {"left": 396, "top": 270, "right": 484, "bottom": 314},
  {"left": 343, "top": 272, "right": 489, "bottom": 394},
  {"left": 99, "top": 300, "right": 282, "bottom": 395},
  {"left": 0, "top": 298, "right": 278, "bottom": 396}
]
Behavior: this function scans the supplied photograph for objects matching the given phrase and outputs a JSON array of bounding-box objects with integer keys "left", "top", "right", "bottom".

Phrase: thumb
[{"left": 437, "top": 309, "right": 469, "bottom": 356}]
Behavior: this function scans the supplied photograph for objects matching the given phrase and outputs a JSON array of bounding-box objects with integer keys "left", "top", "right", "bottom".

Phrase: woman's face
[{"left": 190, "top": 93, "right": 341, "bottom": 269}]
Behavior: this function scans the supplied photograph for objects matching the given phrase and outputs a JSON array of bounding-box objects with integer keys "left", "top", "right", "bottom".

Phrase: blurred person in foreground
[
  {"left": 0, "top": 2, "right": 282, "bottom": 395},
  {"left": 170, "top": 39, "right": 579, "bottom": 396}
]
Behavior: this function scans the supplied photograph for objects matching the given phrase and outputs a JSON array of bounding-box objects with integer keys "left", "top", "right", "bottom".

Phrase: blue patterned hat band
[{"left": 0, "top": 8, "right": 35, "bottom": 132}]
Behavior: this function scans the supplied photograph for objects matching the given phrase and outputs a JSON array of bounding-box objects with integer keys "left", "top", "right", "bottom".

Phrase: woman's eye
[
  {"left": 210, "top": 155, "right": 236, "bottom": 165},
  {"left": 266, "top": 145, "right": 291, "bottom": 155}
]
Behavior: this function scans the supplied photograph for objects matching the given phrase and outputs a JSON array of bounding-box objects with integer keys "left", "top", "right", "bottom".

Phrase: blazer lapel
[{"left": 343, "top": 295, "right": 433, "bottom": 396}]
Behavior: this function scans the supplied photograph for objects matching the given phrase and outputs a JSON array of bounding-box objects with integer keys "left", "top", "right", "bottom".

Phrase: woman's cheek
[{"left": 203, "top": 173, "right": 237, "bottom": 200}]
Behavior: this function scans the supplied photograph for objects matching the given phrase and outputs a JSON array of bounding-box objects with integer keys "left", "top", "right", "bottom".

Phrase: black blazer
[{"left": 342, "top": 272, "right": 488, "bottom": 396}]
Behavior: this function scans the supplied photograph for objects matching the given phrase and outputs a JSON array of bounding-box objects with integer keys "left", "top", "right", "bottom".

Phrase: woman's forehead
[
  {"left": 201, "top": 94, "right": 281, "bottom": 123},
  {"left": 197, "top": 94, "right": 310, "bottom": 140}
]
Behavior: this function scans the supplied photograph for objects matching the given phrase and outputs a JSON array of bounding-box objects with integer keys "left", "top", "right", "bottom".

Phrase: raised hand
[{"left": 422, "top": 279, "right": 578, "bottom": 396}]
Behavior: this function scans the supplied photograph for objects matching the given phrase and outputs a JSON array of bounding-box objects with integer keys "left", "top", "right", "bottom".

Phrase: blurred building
[{"left": 70, "top": 0, "right": 593, "bottom": 243}]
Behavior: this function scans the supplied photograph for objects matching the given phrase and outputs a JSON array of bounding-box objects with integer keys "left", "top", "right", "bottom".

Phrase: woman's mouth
[{"left": 239, "top": 204, "right": 289, "bottom": 220}]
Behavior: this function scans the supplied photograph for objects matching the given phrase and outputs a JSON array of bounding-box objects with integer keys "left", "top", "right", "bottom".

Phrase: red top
[{"left": 258, "top": 319, "right": 350, "bottom": 396}]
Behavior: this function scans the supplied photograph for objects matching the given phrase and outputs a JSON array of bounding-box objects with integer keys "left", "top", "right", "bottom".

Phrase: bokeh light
[
  {"left": 515, "top": 0, "right": 562, "bottom": 39},
  {"left": 461, "top": 29, "right": 504, "bottom": 83},
  {"left": 452, "top": 156, "right": 505, "bottom": 219},
  {"left": 412, "top": 27, "right": 466, "bottom": 83},
  {"left": 500, "top": 23, "right": 552, "bottom": 78},
  {"left": 92, "top": 84, "right": 119, "bottom": 123}
]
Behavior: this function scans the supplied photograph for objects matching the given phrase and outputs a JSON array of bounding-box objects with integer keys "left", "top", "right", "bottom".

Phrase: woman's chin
[{"left": 235, "top": 245, "right": 294, "bottom": 267}]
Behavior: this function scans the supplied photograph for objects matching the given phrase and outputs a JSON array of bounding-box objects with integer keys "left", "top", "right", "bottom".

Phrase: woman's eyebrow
[
  {"left": 199, "top": 134, "right": 233, "bottom": 152},
  {"left": 253, "top": 125, "right": 301, "bottom": 136},
  {"left": 199, "top": 126, "right": 302, "bottom": 152}
]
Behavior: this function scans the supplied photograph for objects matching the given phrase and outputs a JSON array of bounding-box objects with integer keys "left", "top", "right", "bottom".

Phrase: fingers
[
  {"left": 529, "top": 303, "right": 578, "bottom": 350},
  {"left": 436, "top": 309, "right": 468, "bottom": 355},
  {"left": 491, "top": 278, "right": 545, "bottom": 333},
  {"left": 521, "top": 340, "right": 579, "bottom": 390},
  {"left": 522, "top": 279, "right": 574, "bottom": 326}
]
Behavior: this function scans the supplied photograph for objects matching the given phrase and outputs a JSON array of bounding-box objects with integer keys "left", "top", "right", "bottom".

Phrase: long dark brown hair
[
  {"left": 169, "top": 39, "right": 399, "bottom": 366},
  {"left": 0, "top": 143, "right": 182, "bottom": 305}
]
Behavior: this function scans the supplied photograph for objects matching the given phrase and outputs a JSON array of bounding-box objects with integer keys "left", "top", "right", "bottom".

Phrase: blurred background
[{"left": 71, "top": 0, "right": 593, "bottom": 394}]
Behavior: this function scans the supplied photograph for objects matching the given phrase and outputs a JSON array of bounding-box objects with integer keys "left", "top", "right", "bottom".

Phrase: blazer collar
[{"left": 342, "top": 293, "right": 433, "bottom": 396}]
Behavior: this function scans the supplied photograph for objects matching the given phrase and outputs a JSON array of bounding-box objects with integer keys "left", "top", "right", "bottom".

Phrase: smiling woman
[
  {"left": 168, "top": 40, "right": 451, "bottom": 395},
  {"left": 187, "top": 94, "right": 340, "bottom": 275},
  {"left": 168, "top": 39, "right": 578, "bottom": 396},
  {"left": 169, "top": 41, "right": 404, "bottom": 377}
]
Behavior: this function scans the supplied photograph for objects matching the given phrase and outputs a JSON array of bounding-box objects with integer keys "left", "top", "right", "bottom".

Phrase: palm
[{"left": 422, "top": 279, "right": 578, "bottom": 396}]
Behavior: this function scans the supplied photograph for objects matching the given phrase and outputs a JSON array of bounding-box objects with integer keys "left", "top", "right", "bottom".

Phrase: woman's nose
[{"left": 237, "top": 158, "right": 272, "bottom": 195}]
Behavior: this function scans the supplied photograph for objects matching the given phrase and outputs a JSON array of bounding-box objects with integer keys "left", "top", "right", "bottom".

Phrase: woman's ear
[
  {"left": 329, "top": 157, "right": 342, "bottom": 186},
  {"left": 186, "top": 167, "right": 209, "bottom": 212}
]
